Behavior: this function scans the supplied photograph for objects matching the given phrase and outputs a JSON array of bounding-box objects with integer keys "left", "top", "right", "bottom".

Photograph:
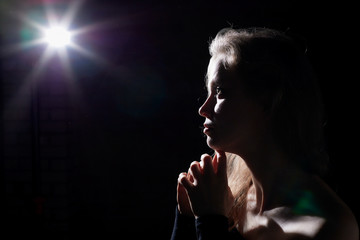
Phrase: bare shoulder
[
  {"left": 242, "top": 175, "right": 359, "bottom": 240},
  {"left": 297, "top": 176, "right": 359, "bottom": 240},
  {"left": 262, "top": 175, "right": 359, "bottom": 240}
]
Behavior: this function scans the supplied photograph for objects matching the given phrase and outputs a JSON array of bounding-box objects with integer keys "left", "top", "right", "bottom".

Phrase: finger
[
  {"left": 200, "top": 153, "right": 214, "bottom": 175},
  {"left": 178, "top": 172, "right": 194, "bottom": 192},
  {"left": 216, "top": 150, "right": 227, "bottom": 179},
  {"left": 177, "top": 173, "right": 189, "bottom": 194},
  {"left": 177, "top": 175, "right": 193, "bottom": 216},
  {"left": 177, "top": 174, "right": 188, "bottom": 198},
  {"left": 187, "top": 171, "right": 194, "bottom": 183},
  {"left": 212, "top": 152, "right": 219, "bottom": 173},
  {"left": 189, "top": 161, "right": 202, "bottom": 181},
  {"left": 177, "top": 175, "right": 187, "bottom": 196},
  {"left": 178, "top": 172, "right": 187, "bottom": 183}
]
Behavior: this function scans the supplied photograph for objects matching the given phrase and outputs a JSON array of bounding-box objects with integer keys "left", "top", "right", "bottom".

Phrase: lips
[{"left": 203, "top": 122, "right": 215, "bottom": 134}]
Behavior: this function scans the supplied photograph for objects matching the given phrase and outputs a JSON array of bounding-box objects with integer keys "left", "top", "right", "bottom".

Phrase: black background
[{"left": 1, "top": 0, "right": 358, "bottom": 239}]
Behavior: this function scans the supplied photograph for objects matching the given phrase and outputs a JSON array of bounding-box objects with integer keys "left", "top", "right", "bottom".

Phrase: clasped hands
[{"left": 177, "top": 150, "right": 234, "bottom": 218}]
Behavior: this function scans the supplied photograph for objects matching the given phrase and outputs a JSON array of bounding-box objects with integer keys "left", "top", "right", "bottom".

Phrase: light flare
[
  {"left": 1, "top": 0, "right": 114, "bottom": 82},
  {"left": 43, "top": 26, "right": 72, "bottom": 48}
]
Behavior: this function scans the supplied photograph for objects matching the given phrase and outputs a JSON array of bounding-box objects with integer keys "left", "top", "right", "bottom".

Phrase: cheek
[
  {"left": 214, "top": 99, "right": 225, "bottom": 114},
  {"left": 214, "top": 99, "right": 241, "bottom": 122},
  {"left": 214, "top": 101, "right": 241, "bottom": 133},
  {"left": 216, "top": 100, "right": 263, "bottom": 134}
]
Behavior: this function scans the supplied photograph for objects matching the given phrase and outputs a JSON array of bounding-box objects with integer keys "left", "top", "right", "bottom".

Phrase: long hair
[
  {"left": 226, "top": 153, "right": 252, "bottom": 230},
  {"left": 209, "top": 27, "right": 328, "bottom": 230}
]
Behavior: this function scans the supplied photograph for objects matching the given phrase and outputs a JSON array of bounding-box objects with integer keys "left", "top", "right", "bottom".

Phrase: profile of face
[{"left": 199, "top": 56, "right": 269, "bottom": 155}]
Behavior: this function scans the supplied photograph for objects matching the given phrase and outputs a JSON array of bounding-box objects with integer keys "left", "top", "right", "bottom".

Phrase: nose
[{"left": 198, "top": 96, "right": 213, "bottom": 118}]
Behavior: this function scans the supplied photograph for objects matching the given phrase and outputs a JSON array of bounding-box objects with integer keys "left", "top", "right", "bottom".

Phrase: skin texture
[{"left": 177, "top": 55, "right": 359, "bottom": 239}]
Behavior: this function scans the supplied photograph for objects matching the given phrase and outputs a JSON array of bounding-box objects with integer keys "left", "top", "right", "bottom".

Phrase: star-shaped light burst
[
  {"left": 43, "top": 26, "right": 72, "bottom": 48},
  {"left": 5, "top": 0, "right": 110, "bottom": 81}
]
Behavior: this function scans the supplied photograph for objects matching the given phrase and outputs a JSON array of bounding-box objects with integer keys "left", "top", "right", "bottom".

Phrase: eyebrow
[
  {"left": 204, "top": 62, "right": 226, "bottom": 93},
  {"left": 205, "top": 77, "right": 221, "bottom": 96}
]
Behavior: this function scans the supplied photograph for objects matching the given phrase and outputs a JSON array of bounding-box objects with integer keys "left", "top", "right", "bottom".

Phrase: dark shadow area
[{"left": 1, "top": 0, "right": 358, "bottom": 239}]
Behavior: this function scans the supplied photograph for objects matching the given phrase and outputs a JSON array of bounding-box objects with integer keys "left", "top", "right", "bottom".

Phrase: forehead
[
  {"left": 207, "top": 56, "right": 220, "bottom": 80},
  {"left": 206, "top": 56, "right": 236, "bottom": 89}
]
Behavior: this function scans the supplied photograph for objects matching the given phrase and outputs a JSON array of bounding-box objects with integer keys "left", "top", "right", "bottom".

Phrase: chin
[
  {"left": 206, "top": 136, "right": 237, "bottom": 153},
  {"left": 206, "top": 137, "right": 225, "bottom": 151}
]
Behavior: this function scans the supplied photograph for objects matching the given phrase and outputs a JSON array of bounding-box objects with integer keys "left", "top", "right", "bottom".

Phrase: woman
[{"left": 171, "top": 27, "right": 359, "bottom": 240}]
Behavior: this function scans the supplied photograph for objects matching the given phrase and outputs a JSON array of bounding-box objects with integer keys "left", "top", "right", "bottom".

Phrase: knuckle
[
  {"left": 190, "top": 161, "right": 199, "bottom": 170},
  {"left": 178, "top": 172, "right": 186, "bottom": 180},
  {"left": 201, "top": 154, "right": 212, "bottom": 161}
]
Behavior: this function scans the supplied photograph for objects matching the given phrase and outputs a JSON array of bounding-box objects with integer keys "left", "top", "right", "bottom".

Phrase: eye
[{"left": 215, "top": 87, "right": 224, "bottom": 97}]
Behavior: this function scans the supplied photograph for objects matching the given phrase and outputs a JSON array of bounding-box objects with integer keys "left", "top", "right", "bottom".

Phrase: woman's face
[{"left": 199, "top": 56, "right": 269, "bottom": 155}]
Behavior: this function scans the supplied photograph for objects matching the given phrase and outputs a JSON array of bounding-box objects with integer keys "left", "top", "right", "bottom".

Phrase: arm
[
  {"left": 170, "top": 206, "right": 196, "bottom": 240},
  {"left": 170, "top": 201, "right": 244, "bottom": 240}
]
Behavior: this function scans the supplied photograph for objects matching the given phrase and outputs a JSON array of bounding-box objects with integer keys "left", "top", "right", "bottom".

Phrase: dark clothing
[{"left": 170, "top": 207, "right": 245, "bottom": 240}]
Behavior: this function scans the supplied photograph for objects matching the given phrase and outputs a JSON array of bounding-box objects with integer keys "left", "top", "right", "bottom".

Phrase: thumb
[{"left": 215, "top": 150, "right": 227, "bottom": 179}]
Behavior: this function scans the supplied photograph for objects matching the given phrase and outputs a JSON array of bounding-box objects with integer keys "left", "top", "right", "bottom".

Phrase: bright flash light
[
  {"left": 44, "top": 26, "right": 71, "bottom": 48},
  {"left": 3, "top": 0, "right": 112, "bottom": 82}
]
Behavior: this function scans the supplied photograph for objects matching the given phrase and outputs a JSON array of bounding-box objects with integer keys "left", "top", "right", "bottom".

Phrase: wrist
[{"left": 177, "top": 204, "right": 194, "bottom": 217}]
